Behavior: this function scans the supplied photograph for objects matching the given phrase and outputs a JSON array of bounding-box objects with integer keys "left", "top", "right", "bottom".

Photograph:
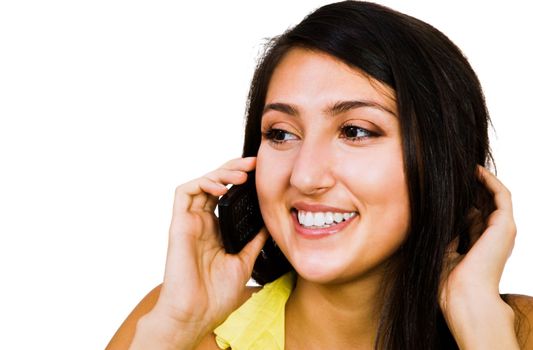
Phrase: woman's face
[{"left": 256, "top": 48, "right": 410, "bottom": 284}]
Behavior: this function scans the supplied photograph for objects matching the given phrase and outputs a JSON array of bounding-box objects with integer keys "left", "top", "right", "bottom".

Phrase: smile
[
  {"left": 291, "top": 208, "right": 359, "bottom": 239},
  {"left": 297, "top": 210, "right": 357, "bottom": 228}
]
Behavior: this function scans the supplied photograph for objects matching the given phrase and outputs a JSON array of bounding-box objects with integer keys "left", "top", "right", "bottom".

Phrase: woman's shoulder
[
  {"left": 503, "top": 293, "right": 533, "bottom": 348},
  {"left": 105, "top": 284, "right": 263, "bottom": 350},
  {"left": 106, "top": 284, "right": 162, "bottom": 349}
]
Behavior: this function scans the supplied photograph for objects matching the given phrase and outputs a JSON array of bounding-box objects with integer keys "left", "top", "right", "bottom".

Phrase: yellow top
[{"left": 214, "top": 271, "right": 296, "bottom": 350}]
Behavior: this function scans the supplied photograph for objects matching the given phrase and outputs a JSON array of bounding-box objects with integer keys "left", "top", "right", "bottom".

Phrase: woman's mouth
[{"left": 291, "top": 208, "right": 359, "bottom": 239}]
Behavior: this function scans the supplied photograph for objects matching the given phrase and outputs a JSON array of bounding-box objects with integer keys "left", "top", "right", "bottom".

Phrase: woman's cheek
[
  {"left": 256, "top": 145, "right": 293, "bottom": 192},
  {"left": 256, "top": 145, "right": 280, "bottom": 214},
  {"left": 337, "top": 148, "right": 409, "bottom": 221},
  {"left": 256, "top": 145, "right": 294, "bottom": 232}
]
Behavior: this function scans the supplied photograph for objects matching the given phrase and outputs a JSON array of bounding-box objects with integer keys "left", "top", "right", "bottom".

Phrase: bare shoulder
[
  {"left": 105, "top": 284, "right": 263, "bottom": 350},
  {"left": 503, "top": 293, "right": 533, "bottom": 349},
  {"left": 105, "top": 284, "right": 162, "bottom": 350}
]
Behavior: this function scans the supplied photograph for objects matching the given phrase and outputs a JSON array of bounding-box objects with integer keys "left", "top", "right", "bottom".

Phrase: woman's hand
[
  {"left": 130, "top": 157, "right": 268, "bottom": 350},
  {"left": 439, "top": 166, "right": 519, "bottom": 349}
]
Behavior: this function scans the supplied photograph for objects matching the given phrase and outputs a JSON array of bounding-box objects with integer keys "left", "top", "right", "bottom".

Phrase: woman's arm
[
  {"left": 439, "top": 166, "right": 527, "bottom": 349},
  {"left": 442, "top": 293, "right": 519, "bottom": 349},
  {"left": 106, "top": 285, "right": 161, "bottom": 349},
  {"left": 105, "top": 157, "right": 268, "bottom": 350},
  {"left": 105, "top": 285, "right": 223, "bottom": 350},
  {"left": 106, "top": 284, "right": 261, "bottom": 349}
]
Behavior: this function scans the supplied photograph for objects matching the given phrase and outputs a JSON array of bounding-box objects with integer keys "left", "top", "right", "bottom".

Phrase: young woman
[{"left": 107, "top": 1, "right": 533, "bottom": 349}]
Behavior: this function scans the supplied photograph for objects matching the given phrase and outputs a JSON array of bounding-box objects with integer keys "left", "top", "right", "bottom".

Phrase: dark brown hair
[{"left": 241, "top": 1, "right": 494, "bottom": 348}]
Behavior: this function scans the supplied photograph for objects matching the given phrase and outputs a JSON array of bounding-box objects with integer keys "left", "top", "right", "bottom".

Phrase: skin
[
  {"left": 106, "top": 48, "right": 533, "bottom": 350},
  {"left": 256, "top": 47, "right": 409, "bottom": 348},
  {"left": 121, "top": 157, "right": 269, "bottom": 350}
]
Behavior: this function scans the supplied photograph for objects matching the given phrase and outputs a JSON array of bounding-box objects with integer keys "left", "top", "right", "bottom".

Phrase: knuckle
[
  {"left": 506, "top": 188, "right": 512, "bottom": 200},
  {"left": 174, "top": 184, "right": 184, "bottom": 195},
  {"left": 222, "top": 157, "right": 240, "bottom": 168},
  {"left": 501, "top": 185, "right": 511, "bottom": 197},
  {"left": 203, "top": 172, "right": 218, "bottom": 182},
  {"left": 174, "top": 184, "right": 185, "bottom": 198},
  {"left": 510, "top": 222, "right": 517, "bottom": 236}
]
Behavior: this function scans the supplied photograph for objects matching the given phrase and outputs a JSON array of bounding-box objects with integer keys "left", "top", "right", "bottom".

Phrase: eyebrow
[{"left": 262, "top": 100, "right": 397, "bottom": 118}]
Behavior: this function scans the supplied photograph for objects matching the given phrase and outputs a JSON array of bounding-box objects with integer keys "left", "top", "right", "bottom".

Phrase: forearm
[{"left": 445, "top": 296, "right": 519, "bottom": 350}]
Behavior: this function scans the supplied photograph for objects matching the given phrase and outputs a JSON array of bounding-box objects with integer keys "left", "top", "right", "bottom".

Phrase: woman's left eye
[{"left": 340, "top": 125, "right": 376, "bottom": 141}]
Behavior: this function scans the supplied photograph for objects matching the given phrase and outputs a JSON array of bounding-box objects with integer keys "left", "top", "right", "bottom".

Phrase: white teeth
[
  {"left": 325, "top": 212, "right": 334, "bottom": 224},
  {"left": 298, "top": 210, "right": 304, "bottom": 223},
  {"left": 296, "top": 210, "right": 357, "bottom": 228},
  {"left": 304, "top": 212, "right": 314, "bottom": 227},
  {"left": 313, "top": 212, "right": 325, "bottom": 226}
]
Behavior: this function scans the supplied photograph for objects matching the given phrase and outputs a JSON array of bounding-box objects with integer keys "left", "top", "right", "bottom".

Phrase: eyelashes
[
  {"left": 262, "top": 124, "right": 378, "bottom": 146},
  {"left": 340, "top": 125, "right": 376, "bottom": 140},
  {"left": 263, "top": 128, "right": 297, "bottom": 143}
]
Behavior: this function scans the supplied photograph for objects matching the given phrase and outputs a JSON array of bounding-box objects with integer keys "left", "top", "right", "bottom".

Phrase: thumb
[{"left": 237, "top": 227, "right": 269, "bottom": 272}]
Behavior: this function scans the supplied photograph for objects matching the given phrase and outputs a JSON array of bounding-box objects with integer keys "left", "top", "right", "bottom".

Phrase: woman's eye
[
  {"left": 340, "top": 125, "right": 375, "bottom": 141},
  {"left": 263, "top": 128, "right": 297, "bottom": 144}
]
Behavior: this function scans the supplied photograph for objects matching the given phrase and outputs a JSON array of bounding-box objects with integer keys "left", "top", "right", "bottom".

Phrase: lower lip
[{"left": 291, "top": 210, "right": 358, "bottom": 240}]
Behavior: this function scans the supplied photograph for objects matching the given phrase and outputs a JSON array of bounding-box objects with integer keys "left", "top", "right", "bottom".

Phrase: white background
[{"left": 0, "top": 1, "right": 531, "bottom": 349}]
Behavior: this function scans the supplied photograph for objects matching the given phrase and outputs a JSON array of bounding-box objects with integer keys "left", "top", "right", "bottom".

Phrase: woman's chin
[{"left": 289, "top": 255, "right": 347, "bottom": 284}]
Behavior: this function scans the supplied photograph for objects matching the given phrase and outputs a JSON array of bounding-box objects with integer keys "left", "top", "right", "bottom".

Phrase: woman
[{"left": 107, "top": 1, "right": 533, "bottom": 349}]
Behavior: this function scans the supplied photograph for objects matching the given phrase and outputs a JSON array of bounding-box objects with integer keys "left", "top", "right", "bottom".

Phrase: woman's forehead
[{"left": 265, "top": 47, "right": 397, "bottom": 115}]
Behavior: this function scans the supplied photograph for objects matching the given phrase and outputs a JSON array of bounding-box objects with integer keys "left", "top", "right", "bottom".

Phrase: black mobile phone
[{"left": 218, "top": 172, "right": 264, "bottom": 254}]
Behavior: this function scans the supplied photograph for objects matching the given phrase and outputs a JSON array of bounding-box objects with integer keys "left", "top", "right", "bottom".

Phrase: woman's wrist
[
  {"left": 444, "top": 294, "right": 518, "bottom": 349},
  {"left": 129, "top": 310, "right": 210, "bottom": 350}
]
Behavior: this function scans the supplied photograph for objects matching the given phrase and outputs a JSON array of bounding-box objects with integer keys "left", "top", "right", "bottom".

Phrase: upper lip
[{"left": 292, "top": 201, "right": 357, "bottom": 213}]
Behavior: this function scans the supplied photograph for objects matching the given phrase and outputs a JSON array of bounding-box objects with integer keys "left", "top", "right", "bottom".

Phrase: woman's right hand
[{"left": 130, "top": 156, "right": 268, "bottom": 349}]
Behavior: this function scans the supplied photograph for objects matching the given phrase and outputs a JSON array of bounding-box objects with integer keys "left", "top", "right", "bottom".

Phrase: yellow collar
[{"left": 214, "top": 271, "right": 295, "bottom": 350}]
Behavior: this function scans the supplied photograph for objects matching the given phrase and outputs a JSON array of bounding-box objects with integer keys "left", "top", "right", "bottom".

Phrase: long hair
[{"left": 241, "top": 1, "right": 494, "bottom": 348}]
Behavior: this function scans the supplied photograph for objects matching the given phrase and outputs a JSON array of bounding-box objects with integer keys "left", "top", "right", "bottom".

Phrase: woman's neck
[{"left": 285, "top": 268, "right": 386, "bottom": 350}]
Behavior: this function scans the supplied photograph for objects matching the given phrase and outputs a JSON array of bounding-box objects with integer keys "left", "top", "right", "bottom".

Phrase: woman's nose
[{"left": 289, "top": 137, "right": 336, "bottom": 195}]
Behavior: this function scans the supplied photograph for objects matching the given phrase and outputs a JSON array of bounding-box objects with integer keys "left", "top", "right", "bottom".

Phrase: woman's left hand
[{"left": 439, "top": 165, "right": 519, "bottom": 349}]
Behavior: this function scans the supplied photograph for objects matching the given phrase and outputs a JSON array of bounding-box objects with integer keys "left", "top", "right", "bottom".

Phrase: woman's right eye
[{"left": 262, "top": 128, "right": 297, "bottom": 144}]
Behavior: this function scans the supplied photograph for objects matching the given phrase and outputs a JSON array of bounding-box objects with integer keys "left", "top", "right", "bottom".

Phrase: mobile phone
[{"left": 218, "top": 172, "right": 264, "bottom": 254}]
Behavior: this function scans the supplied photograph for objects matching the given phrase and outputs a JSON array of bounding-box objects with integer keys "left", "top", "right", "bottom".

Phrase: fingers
[
  {"left": 199, "top": 157, "right": 258, "bottom": 211},
  {"left": 173, "top": 157, "right": 256, "bottom": 213},
  {"left": 191, "top": 169, "right": 247, "bottom": 210},
  {"left": 440, "top": 168, "right": 517, "bottom": 307},
  {"left": 476, "top": 165, "right": 513, "bottom": 213},
  {"left": 237, "top": 227, "right": 269, "bottom": 276},
  {"left": 467, "top": 166, "right": 516, "bottom": 279},
  {"left": 476, "top": 166, "right": 516, "bottom": 234},
  {"left": 219, "top": 156, "right": 257, "bottom": 172}
]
